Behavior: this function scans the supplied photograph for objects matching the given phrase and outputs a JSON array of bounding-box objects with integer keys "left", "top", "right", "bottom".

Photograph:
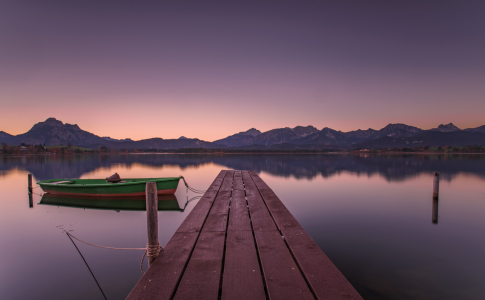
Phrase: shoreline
[{"left": 2, "top": 151, "right": 485, "bottom": 156}]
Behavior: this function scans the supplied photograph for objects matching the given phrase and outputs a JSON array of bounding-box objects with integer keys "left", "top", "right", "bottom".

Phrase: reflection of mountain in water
[{"left": 2, "top": 154, "right": 485, "bottom": 182}]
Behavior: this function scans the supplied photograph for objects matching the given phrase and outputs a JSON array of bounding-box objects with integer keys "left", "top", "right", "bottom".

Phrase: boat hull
[{"left": 37, "top": 177, "right": 181, "bottom": 197}]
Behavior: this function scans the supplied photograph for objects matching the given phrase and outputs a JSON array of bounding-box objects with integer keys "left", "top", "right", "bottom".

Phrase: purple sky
[{"left": 1, "top": 1, "right": 484, "bottom": 141}]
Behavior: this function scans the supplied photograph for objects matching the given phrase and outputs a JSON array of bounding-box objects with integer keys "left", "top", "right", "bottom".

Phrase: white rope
[
  {"left": 29, "top": 189, "right": 44, "bottom": 197},
  {"left": 180, "top": 176, "right": 207, "bottom": 194},
  {"left": 63, "top": 230, "right": 147, "bottom": 250}
]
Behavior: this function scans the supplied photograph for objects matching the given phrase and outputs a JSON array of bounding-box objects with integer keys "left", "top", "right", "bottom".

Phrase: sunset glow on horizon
[{"left": 1, "top": 1, "right": 484, "bottom": 141}]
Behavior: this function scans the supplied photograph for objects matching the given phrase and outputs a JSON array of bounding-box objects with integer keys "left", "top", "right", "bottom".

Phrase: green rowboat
[{"left": 37, "top": 177, "right": 181, "bottom": 197}]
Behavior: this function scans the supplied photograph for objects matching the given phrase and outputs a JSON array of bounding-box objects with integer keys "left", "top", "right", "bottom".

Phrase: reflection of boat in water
[
  {"left": 37, "top": 176, "right": 181, "bottom": 197},
  {"left": 39, "top": 193, "right": 183, "bottom": 212}
]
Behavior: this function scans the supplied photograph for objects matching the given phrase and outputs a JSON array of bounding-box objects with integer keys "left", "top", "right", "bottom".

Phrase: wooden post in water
[
  {"left": 432, "top": 172, "right": 440, "bottom": 200},
  {"left": 146, "top": 182, "right": 159, "bottom": 267},
  {"left": 28, "top": 174, "right": 33, "bottom": 208}
]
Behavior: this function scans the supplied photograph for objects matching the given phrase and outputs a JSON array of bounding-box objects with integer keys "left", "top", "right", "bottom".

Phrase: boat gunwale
[{"left": 37, "top": 177, "right": 181, "bottom": 188}]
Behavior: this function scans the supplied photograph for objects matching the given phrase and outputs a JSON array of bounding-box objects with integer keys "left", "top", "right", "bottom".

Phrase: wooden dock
[{"left": 126, "top": 170, "right": 362, "bottom": 300}]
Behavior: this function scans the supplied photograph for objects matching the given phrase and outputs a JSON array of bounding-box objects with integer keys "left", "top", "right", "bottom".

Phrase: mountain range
[{"left": 1, "top": 118, "right": 485, "bottom": 150}]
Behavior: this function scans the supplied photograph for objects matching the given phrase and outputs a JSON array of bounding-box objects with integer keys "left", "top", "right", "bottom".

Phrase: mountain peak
[
  {"left": 435, "top": 123, "right": 461, "bottom": 132},
  {"left": 240, "top": 128, "right": 261, "bottom": 137},
  {"left": 44, "top": 117, "right": 63, "bottom": 125},
  {"left": 179, "top": 136, "right": 188, "bottom": 139},
  {"left": 291, "top": 125, "right": 318, "bottom": 137}
]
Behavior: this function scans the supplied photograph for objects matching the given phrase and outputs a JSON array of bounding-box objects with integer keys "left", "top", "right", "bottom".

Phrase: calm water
[{"left": 1, "top": 154, "right": 485, "bottom": 300}]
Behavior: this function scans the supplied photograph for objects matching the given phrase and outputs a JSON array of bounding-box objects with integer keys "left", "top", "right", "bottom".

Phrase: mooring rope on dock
[
  {"left": 28, "top": 188, "right": 44, "bottom": 197},
  {"left": 180, "top": 176, "right": 207, "bottom": 194},
  {"left": 62, "top": 230, "right": 162, "bottom": 274},
  {"left": 64, "top": 230, "right": 148, "bottom": 250}
]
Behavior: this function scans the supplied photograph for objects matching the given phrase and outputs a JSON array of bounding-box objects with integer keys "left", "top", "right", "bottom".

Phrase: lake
[{"left": 1, "top": 154, "right": 484, "bottom": 300}]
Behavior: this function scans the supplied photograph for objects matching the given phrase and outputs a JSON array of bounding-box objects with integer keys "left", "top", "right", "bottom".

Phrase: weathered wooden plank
[
  {"left": 248, "top": 171, "right": 271, "bottom": 190},
  {"left": 173, "top": 231, "right": 226, "bottom": 300},
  {"left": 220, "top": 170, "right": 235, "bottom": 191},
  {"left": 242, "top": 172, "right": 260, "bottom": 195},
  {"left": 207, "top": 170, "right": 227, "bottom": 191},
  {"left": 254, "top": 230, "right": 314, "bottom": 300},
  {"left": 202, "top": 190, "right": 231, "bottom": 233},
  {"left": 245, "top": 193, "right": 277, "bottom": 231},
  {"left": 283, "top": 227, "right": 363, "bottom": 300},
  {"left": 228, "top": 190, "right": 252, "bottom": 231},
  {"left": 233, "top": 171, "right": 245, "bottom": 191},
  {"left": 176, "top": 189, "right": 218, "bottom": 233},
  {"left": 256, "top": 189, "right": 303, "bottom": 230},
  {"left": 126, "top": 232, "right": 199, "bottom": 300},
  {"left": 222, "top": 230, "right": 266, "bottom": 300}
]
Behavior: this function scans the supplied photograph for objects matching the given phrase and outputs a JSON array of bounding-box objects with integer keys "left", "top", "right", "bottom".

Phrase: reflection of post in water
[
  {"left": 433, "top": 172, "right": 439, "bottom": 200},
  {"left": 28, "top": 174, "right": 33, "bottom": 208},
  {"left": 432, "top": 198, "right": 439, "bottom": 224},
  {"left": 432, "top": 172, "right": 439, "bottom": 224}
]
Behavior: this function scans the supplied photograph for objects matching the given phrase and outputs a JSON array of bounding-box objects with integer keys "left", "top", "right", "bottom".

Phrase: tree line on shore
[{"left": 2, "top": 142, "right": 485, "bottom": 155}]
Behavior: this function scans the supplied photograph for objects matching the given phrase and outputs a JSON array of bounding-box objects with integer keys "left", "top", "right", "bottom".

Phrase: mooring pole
[
  {"left": 28, "top": 174, "right": 33, "bottom": 189},
  {"left": 432, "top": 172, "right": 440, "bottom": 200},
  {"left": 146, "top": 182, "right": 160, "bottom": 267},
  {"left": 28, "top": 174, "right": 33, "bottom": 208}
]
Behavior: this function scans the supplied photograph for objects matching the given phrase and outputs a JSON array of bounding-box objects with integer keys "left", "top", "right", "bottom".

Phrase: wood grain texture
[
  {"left": 222, "top": 230, "right": 266, "bottom": 300},
  {"left": 220, "top": 170, "right": 235, "bottom": 191},
  {"left": 207, "top": 170, "right": 227, "bottom": 191},
  {"left": 176, "top": 190, "right": 218, "bottom": 233},
  {"left": 283, "top": 227, "right": 363, "bottom": 300},
  {"left": 254, "top": 230, "right": 314, "bottom": 300},
  {"left": 248, "top": 171, "right": 271, "bottom": 190},
  {"left": 173, "top": 231, "right": 226, "bottom": 300},
  {"left": 245, "top": 193, "right": 277, "bottom": 231},
  {"left": 126, "top": 232, "right": 199, "bottom": 300},
  {"left": 228, "top": 190, "right": 251, "bottom": 231},
  {"left": 202, "top": 190, "right": 231, "bottom": 233},
  {"left": 242, "top": 172, "right": 260, "bottom": 195},
  {"left": 232, "top": 171, "right": 245, "bottom": 191}
]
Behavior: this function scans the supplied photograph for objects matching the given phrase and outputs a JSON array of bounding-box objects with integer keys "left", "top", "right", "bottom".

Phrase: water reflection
[
  {"left": 39, "top": 194, "right": 183, "bottom": 212},
  {"left": 432, "top": 198, "right": 439, "bottom": 224},
  {"left": 2, "top": 153, "right": 485, "bottom": 182},
  {"left": 2, "top": 154, "right": 485, "bottom": 300}
]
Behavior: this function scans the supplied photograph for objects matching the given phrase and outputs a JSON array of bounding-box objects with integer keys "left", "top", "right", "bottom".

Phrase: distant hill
[
  {"left": 355, "top": 131, "right": 485, "bottom": 149},
  {"left": 368, "top": 123, "right": 423, "bottom": 139},
  {"left": 102, "top": 136, "right": 133, "bottom": 142},
  {"left": 215, "top": 126, "right": 319, "bottom": 147},
  {"left": 0, "top": 118, "right": 224, "bottom": 150},
  {"left": 87, "top": 137, "right": 224, "bottom": 150},
  {"left": 1, "top": 118, "right": 108, "bottom": 146},
  {"left": 214, "top": 128, "right": 262, "bottom": 147},
  {"left": 0, "top": 131, "right": 13, "bottom": 142},
  {"left": 295, "top": 127, "right": 353, "bottom": 146},
  {"left": 465, "top": 125, "right": 485, "bottom": 134},
  {"left": 429, "top": 123, "right": 461, "bottom": 132},
  {"left": 2, "top": 118, "right": 485, "bottom": 150}
]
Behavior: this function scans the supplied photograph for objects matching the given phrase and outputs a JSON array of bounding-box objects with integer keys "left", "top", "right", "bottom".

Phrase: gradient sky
[{"left": 1, "top": 1, "right": 484, "bottom": 141}]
